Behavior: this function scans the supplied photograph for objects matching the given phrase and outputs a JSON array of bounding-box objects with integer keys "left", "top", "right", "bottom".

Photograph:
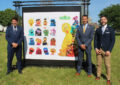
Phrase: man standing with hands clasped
[
  {"left": 76, "top": 15, "right": 94, "bottom": 77},
  {"left": 6, "top": 17, "right": 24, "bottom": 75},
  {"left": 94, "top": 16, "right": 115, "bottom": 85}
]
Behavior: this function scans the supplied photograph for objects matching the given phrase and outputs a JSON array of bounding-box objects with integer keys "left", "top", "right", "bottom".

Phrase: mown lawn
[{"left": 0, "top": 32, "right": 120, "bottom": 85}]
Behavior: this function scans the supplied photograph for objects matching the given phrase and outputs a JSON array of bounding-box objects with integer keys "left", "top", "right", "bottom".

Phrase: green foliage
[
  {"left": 99, "top": 4, "right": 120, "bottom": 30},
  {"left": 0, "top": 9, "right": 18, "bottom": 26}
]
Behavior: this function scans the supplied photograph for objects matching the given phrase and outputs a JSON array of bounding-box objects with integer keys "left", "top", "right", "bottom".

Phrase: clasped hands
[
  {"left": 12, "top": 43, "right": 18, "bottom": 48},
  {"left": 80, "top": 44, "right": 86, "bottom": 50},
  {"left": 96, "top": 49, "right": 111, "bottom": 56}
]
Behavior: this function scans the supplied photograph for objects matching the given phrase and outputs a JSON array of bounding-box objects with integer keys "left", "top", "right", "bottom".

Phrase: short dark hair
[
  {"left": 12, "top": 17, "right": 18, "bottom": 21},
  {"left": 82, "top": 15, "right": 88, "bottom": 18},
  {"left": 100, "top": 15, "right": 108, "bottom": 19}
]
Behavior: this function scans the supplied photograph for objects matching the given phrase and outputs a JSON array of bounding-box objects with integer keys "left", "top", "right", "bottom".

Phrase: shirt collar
[
  {"left": 12, "top": 25, "right": 17, "bottom": 31},
  {"left": 83, "top": 23, "right": 88, "bottom": 28},
  {"left": 102, "top": 24, "right": 107, "bottom": 28}
]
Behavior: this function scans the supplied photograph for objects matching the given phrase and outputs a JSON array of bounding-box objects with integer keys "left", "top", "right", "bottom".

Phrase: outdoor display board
[{"left": 23, "top": 6, "right": 81, "bottom": 62}]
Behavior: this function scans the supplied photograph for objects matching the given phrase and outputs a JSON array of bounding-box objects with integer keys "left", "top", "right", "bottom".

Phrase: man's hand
[
  {"left": 12, "top": 43, "right": 18, "bottom": 48},
  {"left": 105, "top": 51, "right": 111, "bottom": 56},
  {"left": 96, "top": 48, "right": 101, "bottom": 55},
  {"left": 80, "top": 44, "right": 86, "bottom": 50}
]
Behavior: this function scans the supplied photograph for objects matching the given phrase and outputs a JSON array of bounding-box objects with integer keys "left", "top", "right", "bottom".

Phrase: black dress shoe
[{"left": 18, "top": 70, "right": 22, "bottom": 74}]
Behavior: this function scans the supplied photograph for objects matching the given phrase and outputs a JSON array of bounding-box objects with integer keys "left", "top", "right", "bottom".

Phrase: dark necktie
[{"left": 14, "top": 26, "right": 17, "bottom": 31}]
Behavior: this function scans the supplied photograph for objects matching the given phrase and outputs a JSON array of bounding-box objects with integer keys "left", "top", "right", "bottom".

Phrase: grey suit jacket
[{"left": 76, "top": 24, "right": 94, "bottom": 48}]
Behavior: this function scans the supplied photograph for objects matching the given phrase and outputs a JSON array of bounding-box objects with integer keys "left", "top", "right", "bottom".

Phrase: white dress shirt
[
  {"left": 13, "top": 25, "right": 17, "bottom": 31},
  {"left": 102, "top": 24, "right": 107, "bottom": 34},
  {"left": 83, "top": 23, "right": 88, "bottom": 30}
]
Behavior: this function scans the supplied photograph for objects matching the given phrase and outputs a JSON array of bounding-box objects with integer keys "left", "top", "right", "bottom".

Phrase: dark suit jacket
[
  {"left": 6, "top": 25, "right": 24, "bottom": 48},
  {"left": 76, "top": 24, "right": 94, "bottom": 48},
  {"left": 94, "top": 25, "right": 115, "bottom": 52}
]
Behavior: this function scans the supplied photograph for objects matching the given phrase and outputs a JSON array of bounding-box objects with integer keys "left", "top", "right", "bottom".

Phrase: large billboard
[{"left": 23, "top": 6, "right": 81, "bottom": 62}]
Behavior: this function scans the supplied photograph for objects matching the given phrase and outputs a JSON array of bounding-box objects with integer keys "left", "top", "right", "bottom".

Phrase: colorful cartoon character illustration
[
  {"left": 43, "top": 37, "right": 47, "bottom": 45},
  {"left": 50, "top": 19, "right": 56, "bottom": 26},
  {"left": 43, "top": 47, "right": 49, "bottom": 55},
  {"left": 35, "top": 28, "right": 42, "bottom": 36},
  {"left": 36, "top": 38, "right": 42, "bottom": 45},
  {"left": 58, "top": 23, "right": 73, "bottom": 56},
  {"left": 43, "top": 18, "right": 47, "bottom": 26},
  {"left": 71, "top": 16, "right": 79, "bottom": 35},
  {"left": 50, "top": 48, "right": 56, "bottom": 55},
  {"left": 66, "top": 44, "right": 75, "bottom": 57},
  {"left": 29, "top": 28, "right": 34, "bottom": 36},
  {"left": 50, "top": 28, "right": 56, "bottom": 36},
  {"left": 50, "top": 38, "right": 56, "bottom": 46},
  {"left": 28, "top": 19, "right": 34, "bottom": 26},
  {"left": 29, "top": 47, "right": 35, "bottom": 54},
  {"left": 36, "top": 47, "right": 42, "bottom": 54},
  {"left": 43, "top": 29, "right": 49, "bottom": 36},
  {"left": 29, "top": 38, "right": 35, "bottom": 45},
  {"left": 35, "top": 19, "right": 41, "bottom": 26}
]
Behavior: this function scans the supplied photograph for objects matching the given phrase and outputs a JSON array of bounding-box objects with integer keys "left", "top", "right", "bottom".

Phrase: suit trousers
[
  {"left": 77, "top": 46, "right": 92, "bottom": 75},
  {"left": 7, "top": 45, "right": 22, "bottom": 72}
]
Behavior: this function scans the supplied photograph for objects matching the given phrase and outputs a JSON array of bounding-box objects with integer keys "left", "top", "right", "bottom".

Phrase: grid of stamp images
[{"left": 28, "top": 18, "right": 57, "bottom": 56}]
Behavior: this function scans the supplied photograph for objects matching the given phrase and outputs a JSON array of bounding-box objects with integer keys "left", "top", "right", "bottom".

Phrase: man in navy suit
[
  {"left": 6, "top": 17, "right": 24, "bottom": 74},
  {"left": 76, "top": 15, "right": 94, "bottom": 77},
  {"left": 94, "top": 16, "right": 115, "bottom": 85}
]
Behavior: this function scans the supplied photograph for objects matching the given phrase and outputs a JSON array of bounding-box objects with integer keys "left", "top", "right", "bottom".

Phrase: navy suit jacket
[
  {"left": 76, "top": 24, "right": 94, "bottom": 48},
  {"left": 6, "top": 25, "right": 24, "bottom": 48},
  {"left": 94, "top": 26, "right": 115, "bottom": 52}
]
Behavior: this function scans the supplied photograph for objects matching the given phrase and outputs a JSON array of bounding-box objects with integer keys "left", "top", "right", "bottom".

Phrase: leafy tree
[
  {"left": 99, "top": 4, "right": 120, "bottom": 31},
  {"left": 0, "top": 9, "right": 18, "bottom": 26}
]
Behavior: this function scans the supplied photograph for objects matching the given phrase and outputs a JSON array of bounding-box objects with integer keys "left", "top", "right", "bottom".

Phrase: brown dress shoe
[
  {"left": 95, "top": 77, "right": 100, "bottom": 80},
  {"left": 88, "top": 75, "right": 92, "bottom": 77},
  {"left": 107, "top": 80, "right": 112, "bottom": 85},
  {"left": 75, "top": 73, "right": 80, "bottom": 76}
]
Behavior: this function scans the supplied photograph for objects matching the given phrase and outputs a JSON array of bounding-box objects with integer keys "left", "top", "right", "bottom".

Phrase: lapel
[
  {"left": 102, "top": 25, "right": 109, "bottom": 35},
  {"left": 99, "top": 26, "right": 102, "bottom": 35},
  {"left": 85, "top": 24, "right": 89, "bottom": 34},
  {"left": 80, "top": 24, "right": 83, "bottom": 34},
  {"left": 104, "top": 26, "right": 109, "bottom": 32}
]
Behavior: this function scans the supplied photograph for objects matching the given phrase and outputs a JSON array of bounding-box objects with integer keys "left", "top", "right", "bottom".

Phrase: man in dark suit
[
  {"left": 94, "top": 16, "right": 115, "bottom": 85},
  {"left": 6, "top": 17, "right": 24, "bottom": 74},
  {"left": 76, "top": 15, "right": 94, "bottom": 77}
]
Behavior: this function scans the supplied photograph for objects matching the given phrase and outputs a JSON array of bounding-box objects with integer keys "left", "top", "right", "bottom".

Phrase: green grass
[{"left": 0, "top": 32, "right": 120, "bottom": 85}]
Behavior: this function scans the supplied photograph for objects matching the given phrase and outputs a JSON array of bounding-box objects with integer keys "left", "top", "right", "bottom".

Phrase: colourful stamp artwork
[
  {"left": 29, "top": 47, "right": 35, "bottom": 54},
  {"left": 35, "top": 19, "right": 41, "bottom": 26},
  {"left": 50, "top": 38, "right": 56, "bottom": 46},
  {"left": 43, "top": 47, "right": 49, "bottom": 55},
  {"left": 50, "top": 28, "right": 56, "bottom": 36},
  {"left": 35, "top": 28, "right": 42, "bottom": 36},
  {"left": 36, "top": 38, "right": 42, "bottom": 45},
  {"left": 28, "top": 19, "right": 34, "bottom": 27},
  {"left": 29, "top": 28, "right": 34, "bottom": 36},
  {"left": 43, "top": 29, "right": 49, "bottom": 36},
  {"left": 50, "top": 19, "right": 56, "bottom": 26},
  {"left": 43, "top": 18, "right": 47, "bottom": 26},
  {"left": 43, "top": 37, "right": 47, "bottom": 45},
  {"left": 29, "top": 38, "right": 35, "bottom": 45},
  {"left": 50, "top": 48, "right": 56, "bottom": 55},
  {"left": 36, "top": 47, "right": 42, "bottom": 55}
]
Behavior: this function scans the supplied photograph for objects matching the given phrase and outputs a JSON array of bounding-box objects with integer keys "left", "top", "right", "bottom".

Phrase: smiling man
[
  {"left": 94, "top": 16, "right": 115, "bottom": 85},
  {"left": 6, "top": 17, "right": 24, "bottom": 75},
  {"left": 76, "top": 15, "right": 94, "bottom": 77}
]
